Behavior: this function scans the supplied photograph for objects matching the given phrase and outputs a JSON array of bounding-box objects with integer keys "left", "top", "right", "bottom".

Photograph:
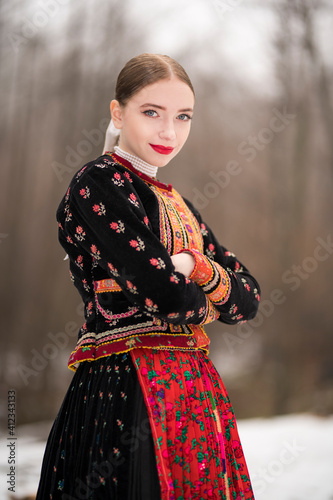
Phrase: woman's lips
[{"left": 149, "top": 144, "right": 174, "bottom": 155}]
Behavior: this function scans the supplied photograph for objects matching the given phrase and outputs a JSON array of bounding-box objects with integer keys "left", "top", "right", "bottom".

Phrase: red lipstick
[{"left": 149, "top": 144, "right": 174, "bottom": 155}]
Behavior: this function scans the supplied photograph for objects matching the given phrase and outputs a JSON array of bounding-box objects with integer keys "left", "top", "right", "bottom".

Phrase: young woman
[{"left": 36, "top": 53, "right": 260, "bottom": 500}]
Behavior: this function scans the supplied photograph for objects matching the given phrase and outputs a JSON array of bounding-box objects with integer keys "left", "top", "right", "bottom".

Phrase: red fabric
[{"left": 131, "top": 348, "right": 255, "bottom": 500}]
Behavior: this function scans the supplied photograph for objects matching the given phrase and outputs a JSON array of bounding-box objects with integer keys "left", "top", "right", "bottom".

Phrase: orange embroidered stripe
[{"left": 94, "top": 278, "right": 122, "bottom": 293}]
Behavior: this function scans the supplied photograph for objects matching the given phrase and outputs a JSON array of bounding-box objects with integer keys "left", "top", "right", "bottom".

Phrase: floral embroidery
[
  {"left": 76, "top": 255, "right": 83, "bottom": 270},
  {"left": 167, "top": 312, "right": 180, "bottom": 319},
  {"left": 75, "top": 226, "right": 86, "bottom": 242},
  {"left": 150, "top": 257, "right": 166, "bottom": 269},
  {"left": 86, "top": 301, "right": 93, "bottom": 317},
  {"left": 128, "top": 192, "right": 139, "bottom": 207},
  {"left": 90, "top": 244, "right": 101, "bottom": 260},
  {"left": 108, "top": 262, "right": 120, "bottom": 277},
  {"left": 79, "top": 187, "right": 90, "bottom": 199},
  {"left": 125, "top": 338, "right": 137, "bottom": 349},
  {"left": 229, "top": 304, "right": 237, "bottom": 315},
  {"left": 82, "top": 279, "right": 90, "bottom": 292},
  {"left": 59, "top": 156, "right": 259, "bottom": 374},
  {"left": 185, "top": 310, "right": 195, "bottom": 319},
  {"left": 206, "top": 243, "right": 216, "bottom": 259},
  {"left": 112, "top": 172, "right": 124, "bottom": 187},
  {"left": 241, "top": 277, "right": 251, "bottom": 291},
  {"left": 126, "top": 280, "right": 138, "bottom": 294},
  {"left": 224, "top": 250, "right": 236, "bottom": 258},
  {"left": 144, "top": 298, "right": 158, "bottom": 313},
  {"left": 129, "top": 237, "right": 145, "bottom": 251},
  {"left": 92, "top": 203, "right": 106, "bottom": 216},
  {"left": 170, "top": 273, "right": 180, "bottom": 284},
  {"left": 64, "top": 205, "right": 72, "bottom": 222},
  {"left": 123, "top": 171, "right": 133, "bottom": 182},
  {"left": 132, "top": 349, "right": 255, "bottom": 500},
  {"left": 200, "top": 223, "right": 208, "bottom": 236},
  {"left": 102, "top": 158, "right": 113, "bottom": 165},
  {"left": 110, "top": 220, "right": 125, "bottom": 233},
  {"left": 52, "top": 155, "right": 260, "bottom": 500}
]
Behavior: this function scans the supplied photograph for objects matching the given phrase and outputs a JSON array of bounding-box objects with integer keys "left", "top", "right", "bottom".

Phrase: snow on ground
[
  {"left": 1, "top": 414, "right": 333, "bottom": 499},
  {"left": 237, "top": 414, "right": 333, "bottom": 500}
]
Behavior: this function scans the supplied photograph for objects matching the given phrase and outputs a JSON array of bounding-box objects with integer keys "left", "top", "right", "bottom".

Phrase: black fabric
[
  {"left": 56, "top": 155, "right": 260, "bottom": 355},
  {"left": 36, "top": 354, "right": 161, "bottom": 500}
]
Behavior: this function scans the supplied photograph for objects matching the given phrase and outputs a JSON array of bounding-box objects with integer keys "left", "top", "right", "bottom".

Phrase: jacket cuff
[{"left": 180, "top": 249, "right": 231, "bottom": 305}]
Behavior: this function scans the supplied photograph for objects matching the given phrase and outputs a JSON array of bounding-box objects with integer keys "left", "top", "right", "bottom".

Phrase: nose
[{"left": 159, "top": 118, "right": 176, "bottom": 141}]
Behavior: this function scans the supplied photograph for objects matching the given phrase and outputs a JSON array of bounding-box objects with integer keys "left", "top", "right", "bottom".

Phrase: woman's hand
[{"left": 170, "top": 252, "right": 195, "bottom": 278}]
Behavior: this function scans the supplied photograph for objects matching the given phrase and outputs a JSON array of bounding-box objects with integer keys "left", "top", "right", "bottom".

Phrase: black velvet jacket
[{"left": 56, "top": 153, "right": 260, "bottom": 370}]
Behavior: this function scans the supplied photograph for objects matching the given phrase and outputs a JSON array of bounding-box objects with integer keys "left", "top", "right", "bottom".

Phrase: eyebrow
[{"left": 140, "top": 103, "right": 193, "bottom": 113}]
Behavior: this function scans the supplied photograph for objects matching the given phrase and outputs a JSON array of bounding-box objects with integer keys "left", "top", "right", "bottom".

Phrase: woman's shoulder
[
  {"left": 69, "top": 154, "right": 120, "bottom": 185},
  {"left": 56, "top": 155, "right": 125, "bottom": 214}
]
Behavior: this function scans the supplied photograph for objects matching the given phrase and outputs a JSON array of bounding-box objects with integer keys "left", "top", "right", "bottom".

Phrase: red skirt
[
  {"left": 36, "top": 349, "right": 254, "bottom": 499},
  {"left": 131, "top": 348, "right": 254, "bottom": 500}
]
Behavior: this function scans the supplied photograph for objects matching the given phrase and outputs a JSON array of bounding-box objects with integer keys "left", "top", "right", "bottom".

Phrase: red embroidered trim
[
  {"left": 183, "top": 248, "right": 214, "bottom": 285},
  {"left": 68, "top": 325, "right": 210, "bottom": 371},
  {"left": 182, "top": 248, "right": 231, "bottom": 305},
  {"left": 107, "top": 152, "right": 173, "bottom": 192}
]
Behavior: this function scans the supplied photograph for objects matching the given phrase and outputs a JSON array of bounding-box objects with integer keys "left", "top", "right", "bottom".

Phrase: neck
[{"left": 114, "top": 146, "right": 158, "bottom": 178}]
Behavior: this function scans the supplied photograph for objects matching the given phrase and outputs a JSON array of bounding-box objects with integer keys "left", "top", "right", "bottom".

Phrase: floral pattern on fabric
[
  {"left": 132, "top": 348, "right": 254, "bottom": 500},
  {"left": 57, "top": 155, "right": 260, "bottom": 370}
]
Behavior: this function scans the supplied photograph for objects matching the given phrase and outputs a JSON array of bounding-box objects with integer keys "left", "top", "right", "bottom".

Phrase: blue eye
[
  {"left": 178, "top": 114, "right": 192, "bottom": 121},
  {"left": 143, "top": 110, "right": 158, "bottom": 117}
]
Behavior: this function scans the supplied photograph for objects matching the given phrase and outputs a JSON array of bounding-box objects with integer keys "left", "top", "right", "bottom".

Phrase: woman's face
[{"left": 111, "top": 77, "right": 194, "bottom": 167}]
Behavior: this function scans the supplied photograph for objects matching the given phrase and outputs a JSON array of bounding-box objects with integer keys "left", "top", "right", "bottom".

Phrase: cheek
[{"left": 178, "top": 125, "right": 191, "bottom": 145}]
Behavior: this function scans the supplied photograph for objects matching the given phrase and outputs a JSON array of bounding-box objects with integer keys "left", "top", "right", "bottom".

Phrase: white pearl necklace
[{"left": 114, "top": 146, "right": 158, "bottom": 178}]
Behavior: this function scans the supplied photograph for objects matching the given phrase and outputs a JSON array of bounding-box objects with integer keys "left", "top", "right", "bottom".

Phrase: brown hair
[{"left": 115, "top": 53, "right": 195, "bottom": 106}]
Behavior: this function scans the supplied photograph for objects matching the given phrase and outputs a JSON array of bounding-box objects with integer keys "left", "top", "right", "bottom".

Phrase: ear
[{"left": 110, "top": 100, "right": 123, "bottom": 129}]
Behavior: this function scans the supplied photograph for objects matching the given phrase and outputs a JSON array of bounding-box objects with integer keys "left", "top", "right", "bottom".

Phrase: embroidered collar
[
  {"left": 106, "top": 152, "right": 173, "bottom": 192},
  {"left": 114, "top": 146, "right": 158, "bottom": 178}
]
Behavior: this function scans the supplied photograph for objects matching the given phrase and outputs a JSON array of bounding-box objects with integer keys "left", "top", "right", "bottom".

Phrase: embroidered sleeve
[
  {"left": 182, "top": 199, "right": 261, "bottom": 325},
  {"left": 58, "top": 161, "right": 218, "bottom": 326}
]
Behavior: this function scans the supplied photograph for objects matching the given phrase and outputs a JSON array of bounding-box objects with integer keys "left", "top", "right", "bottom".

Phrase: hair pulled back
[{"left": 115, "top": 53, "right": 195, "bottom": 106}]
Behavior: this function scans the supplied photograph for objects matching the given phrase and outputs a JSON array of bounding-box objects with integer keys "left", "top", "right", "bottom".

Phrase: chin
[
  {"left": 149, "top": 151, "right": 178, "bottom": 168},
  {"left": 156, "top": 158, "right": 174, "bottom": 168}
]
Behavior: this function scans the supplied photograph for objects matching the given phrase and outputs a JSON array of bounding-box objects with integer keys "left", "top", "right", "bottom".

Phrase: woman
[{"left": 36, "top": 53, "right": 260, "bottom": 500}]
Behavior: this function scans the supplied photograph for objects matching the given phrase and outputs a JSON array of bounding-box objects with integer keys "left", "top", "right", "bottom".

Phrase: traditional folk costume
[{"left": 36, "top": 148, "right": 260, "bottom": 500}]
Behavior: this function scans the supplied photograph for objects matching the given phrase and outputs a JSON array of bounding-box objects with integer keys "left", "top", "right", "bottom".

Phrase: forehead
[{"left": 129, "top": 78, "right": 195, "bottom": 108}]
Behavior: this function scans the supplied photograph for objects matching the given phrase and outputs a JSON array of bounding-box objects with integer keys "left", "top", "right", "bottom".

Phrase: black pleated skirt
[{"left": 36, "top": 353, "right": 161, "bottom": 499}]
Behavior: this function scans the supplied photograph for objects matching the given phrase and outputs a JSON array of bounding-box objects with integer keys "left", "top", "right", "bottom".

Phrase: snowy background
[{"left": 1, "top": 413, "right": 333, "bottom": 499}]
